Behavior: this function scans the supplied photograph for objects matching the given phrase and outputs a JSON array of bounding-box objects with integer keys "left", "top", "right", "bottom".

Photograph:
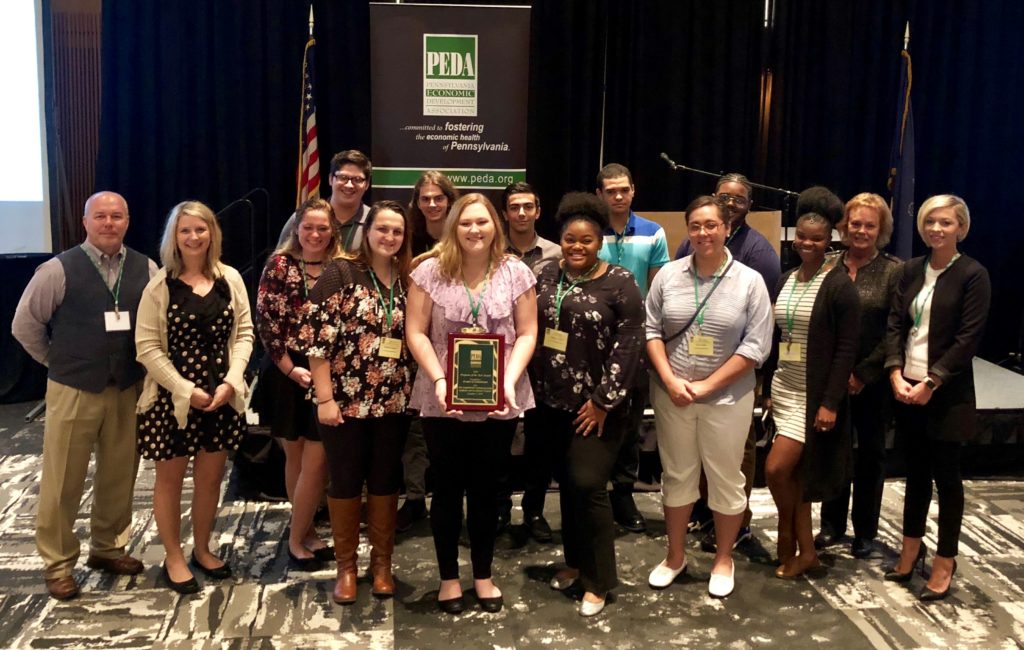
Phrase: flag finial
[
  {"left": 309, "top": 6, "right": 315, "bottom": 37},
  {"left": 904, "top": 22, "right": 910, "bottom": 50}
]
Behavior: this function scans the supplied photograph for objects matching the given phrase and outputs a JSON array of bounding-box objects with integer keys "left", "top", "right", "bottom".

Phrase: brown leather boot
[
  {"left": 367, "top": 493, "right": 399, "bottom": 598},
  {"left": 328, "top": 497, "right": 362, "bottom": 604}
]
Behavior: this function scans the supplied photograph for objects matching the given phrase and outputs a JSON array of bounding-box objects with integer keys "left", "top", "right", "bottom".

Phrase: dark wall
[{"left": 90, "top": 0, "right": 1024, "bottom": 361}]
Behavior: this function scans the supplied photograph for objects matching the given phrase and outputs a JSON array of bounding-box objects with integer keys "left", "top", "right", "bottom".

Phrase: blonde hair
[
  {"left": 917, "top": 194, "right": 971, "bottom": 243},
  {"left": 273, "top": 197, "right": 343, "bottom": 261},
  {"left": 838, "top": 192, "right": 894, "bottom": 248},
  {"left": 412, "top": 193, "right": 507, "bottom": 280},
  {"left": 159, "top": 200, "right": 223, "bottom": 278}
]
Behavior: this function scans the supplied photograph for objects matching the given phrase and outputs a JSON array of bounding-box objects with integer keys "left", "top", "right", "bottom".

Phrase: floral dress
[
  {"left": 528, "top": 263, "right": 644, "bottom": 413},
  {"left": 297, "top": 258, "right": 413, "bottom": 417},
  {"left": 138, "top": 277, "right": 246, "bottom": 459}
]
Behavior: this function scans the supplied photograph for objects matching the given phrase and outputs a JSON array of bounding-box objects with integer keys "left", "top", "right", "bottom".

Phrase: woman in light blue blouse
[{"left": 645, "top": 196, "right": 773, "bottom": 598}]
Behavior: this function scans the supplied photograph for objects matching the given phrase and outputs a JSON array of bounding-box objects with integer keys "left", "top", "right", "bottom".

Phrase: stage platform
[{"left": 1, "top": 402, "right": 1023, "bottom": 649}]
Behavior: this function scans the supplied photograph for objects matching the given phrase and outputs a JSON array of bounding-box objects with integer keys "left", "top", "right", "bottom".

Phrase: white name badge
[
  {"left": 688, "top": 335, "right": 715, "bottom": 356},
  {"left": 543, "top": 327, "right": 569, "bottom": 352},
  {"left": 779, "top": 342, "right": 802, "bottom": 362},
  {"left": 104, "top": 311, "right": 131, "bottom": 332},
  {"left": 378, "top": 337, "right": 403, "bottom": 359}
]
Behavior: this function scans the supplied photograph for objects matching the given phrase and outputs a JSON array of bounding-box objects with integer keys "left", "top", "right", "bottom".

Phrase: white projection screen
[{"left": 0, "top": 0, "right": 51, "bottom": 254}]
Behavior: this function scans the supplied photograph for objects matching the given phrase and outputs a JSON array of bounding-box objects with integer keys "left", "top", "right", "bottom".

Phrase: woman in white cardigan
[{"left": 135, "top": 201, "right": 253, "bottom": 594}]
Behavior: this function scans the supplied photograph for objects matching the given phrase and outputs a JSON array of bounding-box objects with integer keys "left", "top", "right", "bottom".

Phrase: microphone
[{"left": 660, "top": 152, "right": 680, "bottom": 169}]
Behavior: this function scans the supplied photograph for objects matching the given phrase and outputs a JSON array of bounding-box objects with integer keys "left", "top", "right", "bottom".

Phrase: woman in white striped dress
[{"left": 765, "top": 210, "right": 860, "bottom": 579}]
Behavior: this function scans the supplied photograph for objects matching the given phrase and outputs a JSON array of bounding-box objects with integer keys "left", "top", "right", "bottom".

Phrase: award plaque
[{"left": 446, "top": 332, "right": 505, "bottom": 411}]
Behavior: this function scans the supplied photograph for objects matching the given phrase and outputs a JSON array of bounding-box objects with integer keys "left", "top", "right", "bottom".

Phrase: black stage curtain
[
  {"left": 764, "top": 0, "right": 1024, "bottom": 359},
  {"left": 95, "top": 0, "right": 370, "bottom": 265},
  {"left": 602, "top": 0, "right": 766, "bottom": 210}
]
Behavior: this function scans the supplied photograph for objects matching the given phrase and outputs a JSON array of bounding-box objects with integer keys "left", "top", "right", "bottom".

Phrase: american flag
[{"left": 296, "top": 35, "right": 320, "bottom": 206}]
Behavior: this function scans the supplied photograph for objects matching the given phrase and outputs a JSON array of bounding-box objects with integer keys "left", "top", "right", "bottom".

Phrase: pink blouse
[{"left": 408, "top": 256, "right": 537, "bottom": 421}]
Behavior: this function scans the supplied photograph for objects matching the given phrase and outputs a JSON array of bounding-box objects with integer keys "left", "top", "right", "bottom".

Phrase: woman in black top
[
  {"left": 883, "top": 195, "right": 990, "bottom": 601},
  {"left": 530, "top": 193, "right": 644, "bottom": 617},
  {"left": 816, "top": 193, "right": 902, "bottom": 557}
]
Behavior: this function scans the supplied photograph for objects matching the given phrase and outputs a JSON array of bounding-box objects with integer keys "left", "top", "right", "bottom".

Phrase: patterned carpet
[{"left": 1, "top": 403, "right": 1022, "bottom": 649}]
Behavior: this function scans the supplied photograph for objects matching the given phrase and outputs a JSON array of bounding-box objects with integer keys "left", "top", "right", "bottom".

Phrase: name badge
[
  {"left": 543, "top": 327, "right": 569, "bottom": 352},
  {"left": 378, "top": 337, "right": 403, "bottom": 359},
  {"left": 779, "top": 342, "right": 802, "bottom": 362},
  {"left": 104, "top": 311, "right": 131, "bottom": 332},
  {"left": 688, "top": 334, "right": 715, "bottom": 356}
]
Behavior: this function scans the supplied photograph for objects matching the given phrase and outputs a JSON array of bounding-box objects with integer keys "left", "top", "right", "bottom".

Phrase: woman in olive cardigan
[
  {"left": 764, "top": 211, "right": 860, "bottom": 579},
  {"left": 883, "top": 194, "right": 990, "bottom": 601}
]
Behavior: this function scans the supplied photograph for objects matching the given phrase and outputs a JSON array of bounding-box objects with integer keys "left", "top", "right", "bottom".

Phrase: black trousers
[
  {"left": 496, "top": 407, "right": 558, "bottom": 517},
  {"left": 895, "top": 401, "right": 964, "bottom": 558},
  {"left": 538, "top": 402, "right": 626, "bottom": 595},
  {"left": 422, "top": 417, "right": 517, "bottom": 580},
  {"left": 820, "top": 380, "right": 889, "bottom": 539},
  {"left": 320, "top": 414, "right": 411, "bottom": 499},
  {"left": 610, "top": 382, "right": 645, "bottom": 489}
]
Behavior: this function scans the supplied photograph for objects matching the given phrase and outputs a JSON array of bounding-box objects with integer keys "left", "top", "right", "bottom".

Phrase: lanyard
[
  {"left": 690, "top": 254, "right": 730, "bottom": 330},
  {"left": 342, "top": 220, "right": 361, "bottom": 251},
  {"left": 784, "top": 261, "right": 826, "bottom": 338},
  {"left": 299, "top": 260, "right": 315, "bottom": 299},
  {"left": 911, "top": 253, "right": 960, "bottom": 332},
  {"left": 368, "top": 266, "right": 396, "bottom": 330},
  {"left": 463, "top": 268, "right": 491, "bottom": 328},
  {"left": 87, "top": 250, "right": 126, "bottom": 313},
  {"left": 611, "top": 228, "right": 628, "bottom": 264},
  {"left": 555, "top": 262, "right": 600, "bottom": 323},
  {"left": 725, "top": 224, "right": 742, "bottom": 246}
]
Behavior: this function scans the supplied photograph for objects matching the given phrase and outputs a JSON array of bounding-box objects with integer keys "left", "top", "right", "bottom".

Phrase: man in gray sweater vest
[{"left": 12, "top": 191, "right": 157, "bottom": 600}]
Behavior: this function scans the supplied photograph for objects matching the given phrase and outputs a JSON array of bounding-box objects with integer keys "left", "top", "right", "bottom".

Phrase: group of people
[{"left": 11, "top": 148, "right": 990, "bottom": 617}]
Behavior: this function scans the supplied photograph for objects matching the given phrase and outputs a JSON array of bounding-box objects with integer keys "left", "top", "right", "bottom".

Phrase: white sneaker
[
  {"left": 648, "top": 558, "right": 687, "bottom": 589},
  {"left": 579, "top": 595, "right": 606, "bottom": 617},
  {"left": 708, "top": 560, "right": 735, "bottom": 598}
]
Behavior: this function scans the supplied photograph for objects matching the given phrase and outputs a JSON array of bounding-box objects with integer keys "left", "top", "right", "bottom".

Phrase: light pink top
[{"left": 409, "top": 256, "right": 536, "bottom": 421}]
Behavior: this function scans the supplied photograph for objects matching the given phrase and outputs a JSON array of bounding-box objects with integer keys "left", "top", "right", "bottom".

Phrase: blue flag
[{"left": 888, "top": 45, "right": 915, "bottom": 259}]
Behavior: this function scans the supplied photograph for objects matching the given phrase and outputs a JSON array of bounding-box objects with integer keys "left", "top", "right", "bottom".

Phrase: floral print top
[
  {"left": 297, "top": 258, "right": 413, "bottom": 418},
  {"left": 256, "top": 254, "right": 309, "bottom": 362},
  {"left": 529, "top": 263, "right": 644, "bottom": 413},
  {"left": 408, "top": 256, "right": 537, "bottom": 421}
]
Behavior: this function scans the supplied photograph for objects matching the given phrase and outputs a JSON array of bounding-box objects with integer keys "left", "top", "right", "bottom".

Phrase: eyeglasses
[
  {"left": 715, "top": 193, "right": 749, "bottom": 207},
  {"left": 688, "top": 221, "right": 722, "bottom": 234},
  {"left": 334, "top": 173, "right": 367, "bottom": 186}
]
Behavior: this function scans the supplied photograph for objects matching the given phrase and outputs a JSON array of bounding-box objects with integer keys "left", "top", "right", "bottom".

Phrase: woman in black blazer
[{"left": 883, "top": 194, "right": 991, "bottom": 601}]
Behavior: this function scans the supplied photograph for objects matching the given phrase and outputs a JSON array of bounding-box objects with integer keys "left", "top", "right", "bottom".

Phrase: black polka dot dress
[{"left": 138, "top": 277, "right": 246, "bottom": 460}]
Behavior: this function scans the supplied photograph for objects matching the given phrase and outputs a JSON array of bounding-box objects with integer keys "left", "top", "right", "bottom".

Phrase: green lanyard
[
  {"left": 87, "top": 250, "right": 126, "bottom": 313},
  {"left": 342, "top": 220, "right": 361, "bottom": 251},
  {"left": 463, "top": 268, "right": 491, "bottom": 328},
  {"left": 299, "top": 260, "right": 314, "bottom": 299},
  {"left": 691, "top": 254, "right": 730, "bottom": 331},
  {"left": 369, "top": 267, "right": 396, "bottom": 330},
  {"left": 555, "top": 262, "right": 600, "bottom": 324},
  {"left": 784, "top": 261, "right": 826, "bottom": 340},
  {"left": 612, "top": 230, "right": 626, "bottom": 264},
  {"left": 911, "top": 253, "right": 960, "bottom": 333},
  {"left": 725, "top": 224, "right": 742, "bottom": 246}
]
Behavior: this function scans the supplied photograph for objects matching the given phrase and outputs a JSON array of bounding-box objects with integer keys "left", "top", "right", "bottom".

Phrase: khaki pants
[{"left": 36, "top": 379, "right": 141, "bottom": 578}]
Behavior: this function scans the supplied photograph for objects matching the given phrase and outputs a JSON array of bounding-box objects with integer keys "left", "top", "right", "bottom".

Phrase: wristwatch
[{"left": 923, "top": 377, "right": 938, "bottom": 390}]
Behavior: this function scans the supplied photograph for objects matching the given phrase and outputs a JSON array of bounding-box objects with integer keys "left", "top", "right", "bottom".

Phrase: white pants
[{"left": 651, "top": 381, "right": 753, "bottom": 515}]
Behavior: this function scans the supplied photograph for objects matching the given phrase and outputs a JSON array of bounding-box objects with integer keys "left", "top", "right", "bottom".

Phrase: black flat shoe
[
  {"left": 611, "top": 490, "right": 647, "bottom": 533},
  {"left": 526, "top": 514, "right": 553, "bottom": 543},
  {"left": 919, "top": 559, "right": 957, "bottom": 602},
  {"left": 437, "top": 595, "right": 466, "bottom": 614},
  {"left": 884, "top": 543, "right": 927, "bottom": 583},
  {"left": 813, "top": 529, "right": 843, "bottom": 550},
  {"left": 288, "top": 549, "right": 324, "bottom": 572},
  {"left": 311, "top": 545, "right": 335, "bottom": 562},
  {"left": 851, "top": 537, "right": 874, "bottom": 559},
  {"left": 162, "top": 564, "right": 200, "bottom": 595},
  {"left": 478, "top": 595, "right": 504, "bottom": 613},
  {"left": 190, "top": 551, "right": 232, "bottom": 580}
]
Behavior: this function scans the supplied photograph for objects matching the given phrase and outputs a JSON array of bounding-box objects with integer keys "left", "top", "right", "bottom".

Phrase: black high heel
[
  {"left": 919, "top": 559, "right": 957, "bottom": 602},
  {"left": 883, "top": 542, "right": 927, "bottom": 583}
]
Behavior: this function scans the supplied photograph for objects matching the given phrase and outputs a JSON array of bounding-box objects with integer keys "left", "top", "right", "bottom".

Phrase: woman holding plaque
[
  {"left": 764, "top": 206, "right": 860, "bottom": 580},
  {"left": 645, "top": 196, "right": 773, "bottom": 598},
  {"left": 883, "top": 195, "right": 989, "bottom": 601},
  {"left": 405, "top": 193, "right": 538, "bottom": 614},
  {"left": 299, "top": 200, "right": 415, "bottom": 604},
  {"left": 532, "top": 193, "right": 644, "bottom": 617},
  {"left": 256, "top": 197, "right": 342, "bottom": 571}
]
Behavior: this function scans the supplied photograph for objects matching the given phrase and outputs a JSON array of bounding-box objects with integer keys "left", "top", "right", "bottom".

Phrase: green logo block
[{"left": 424, "top": 34, "right": 478, "bottom": 117}]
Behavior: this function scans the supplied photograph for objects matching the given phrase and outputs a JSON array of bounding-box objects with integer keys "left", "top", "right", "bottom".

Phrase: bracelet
[
  {"left": 433, "top": 376, "right": 445, "bottom": 384},
  {"left": 317, "top": 397, "right": 334, "bottom": 404},
  {"left": 286, "top": 367, "right": 296, "bottom": 378}
]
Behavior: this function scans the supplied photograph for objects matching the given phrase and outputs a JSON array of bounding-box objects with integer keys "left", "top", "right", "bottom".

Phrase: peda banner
[{"left": 369, "top": 3, "right": 530, "bottom": 199}]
